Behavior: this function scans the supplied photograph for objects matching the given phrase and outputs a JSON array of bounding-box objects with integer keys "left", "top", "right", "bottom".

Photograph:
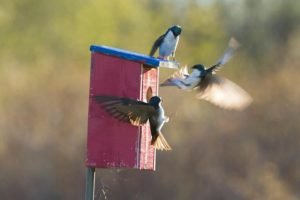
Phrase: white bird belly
[
  {"left": 182, "top": 76, "right": 201, "bottom": 89},
  {"left": 159, "top": 32, "right": 178, "bottom": 57}
]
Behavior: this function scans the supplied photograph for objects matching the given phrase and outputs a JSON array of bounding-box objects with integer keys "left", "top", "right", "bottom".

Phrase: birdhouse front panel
[
  {"left": 86, "top": 46, "right": 172, "bottom": 170},
  {"left": 87, "top": 52, "right": 142, "bottom": 169}
]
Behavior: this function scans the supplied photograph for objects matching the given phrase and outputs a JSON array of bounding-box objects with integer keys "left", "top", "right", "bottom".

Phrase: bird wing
[
  {"left": 94, "top": 96, "right": 156, "bottom": 126},
  {"left": 172, "top": 66, "right": 189, "bottom": 79},
  {"left": 207, "top": 37, "right": 240, "bottom": 73},
  {"left": 149, "top": 34, "right": 165, "bottom": 56},
  {"left": 160, "top": 66, "right": 192, "bottom": 89},
  {"left": 196, "top": 75, "right": 252, "bottom": 110}
]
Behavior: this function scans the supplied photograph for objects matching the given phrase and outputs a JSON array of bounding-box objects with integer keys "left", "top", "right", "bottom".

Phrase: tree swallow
[
  {"left": 149, "top": 25, "right": 182, "bottom": 60},
  {"left": 94, "top": 95, "right": 171, "bottom": 151},
  {"left": 160, "top": 37, "right": 252, "bottom": 110}
]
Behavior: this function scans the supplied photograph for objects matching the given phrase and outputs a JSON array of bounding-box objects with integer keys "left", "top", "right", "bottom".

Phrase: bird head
[
  {"left": 192, "top": 64, "right": 206, "bottom": 77},
  {"left": 169, "top": 25, "right": 182, "bottom": 37},
  {"left": 149, "top": 96, "right": 162, "bottom": 107}
]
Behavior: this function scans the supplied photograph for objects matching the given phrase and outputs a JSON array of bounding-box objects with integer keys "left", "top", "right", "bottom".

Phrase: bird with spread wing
[
  {"left": 94, "top": 92, "right": 171, "bottom": 151},
  {"left": 160, "top": 37, "right": 252, "bottom": 111}
]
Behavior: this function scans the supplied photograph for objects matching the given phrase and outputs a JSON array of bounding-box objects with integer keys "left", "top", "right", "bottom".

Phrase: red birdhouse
[{"left": 86, "top": 45, "right": 178, "bottom": 170}]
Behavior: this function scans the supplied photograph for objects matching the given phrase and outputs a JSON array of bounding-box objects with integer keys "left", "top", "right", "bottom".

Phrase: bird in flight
[
  {"left": 94, "top": 93, "right": 171, "bottom": 151},
  {"left": 160, "top": 37, "right": 252, "bottom": 110}
]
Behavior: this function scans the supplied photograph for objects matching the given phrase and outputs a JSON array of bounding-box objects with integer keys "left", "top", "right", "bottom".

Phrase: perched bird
[
  {"left": 160, "top": 37, "right": 252, "bottom": 110},
  {"left": 94, "top": 95, "right": 171, "bottom": 151},
  {"left": 149, "top": 25, "right": 182, "bottom": 60}
]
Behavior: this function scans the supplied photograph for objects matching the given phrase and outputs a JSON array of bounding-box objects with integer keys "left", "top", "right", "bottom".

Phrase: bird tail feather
[{"left": 151, "top": 132, "right": 172, "bottom": 151}]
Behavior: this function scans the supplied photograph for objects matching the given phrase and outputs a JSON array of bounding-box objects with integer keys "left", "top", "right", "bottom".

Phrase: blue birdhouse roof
[{"left": 90, "top": 45, "right": 179, "bottom": 69}]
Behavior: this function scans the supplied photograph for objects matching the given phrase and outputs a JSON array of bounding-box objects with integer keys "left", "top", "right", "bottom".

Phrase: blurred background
[{"left": 1, "top": 0, "right": 300, "bottom": 199}]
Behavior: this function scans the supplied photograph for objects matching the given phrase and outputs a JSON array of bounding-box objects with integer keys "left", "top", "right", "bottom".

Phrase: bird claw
[
  {"left": 157, "top": 56, "right": 172, "bottom": 61},
  {"left": 157, "top": 56, "right": 167, "bottom": 60},
  {"left": 171, "top": 56, "right": 177, "bottom": 62}
]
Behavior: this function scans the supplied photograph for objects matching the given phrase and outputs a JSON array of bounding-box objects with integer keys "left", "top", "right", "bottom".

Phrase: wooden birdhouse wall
[{"left": 87, "top": 50, "right": 157, "bottom": 170}]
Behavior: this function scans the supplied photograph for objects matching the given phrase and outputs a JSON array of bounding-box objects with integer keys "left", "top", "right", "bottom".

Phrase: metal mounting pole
[{"left": 85, "top": 167, "right": 95, "bottom": 200}]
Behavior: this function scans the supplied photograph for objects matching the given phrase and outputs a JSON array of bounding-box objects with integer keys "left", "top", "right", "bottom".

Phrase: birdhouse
[{"left": 86, "top": 45, "right": 178, "bottom": 170}]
